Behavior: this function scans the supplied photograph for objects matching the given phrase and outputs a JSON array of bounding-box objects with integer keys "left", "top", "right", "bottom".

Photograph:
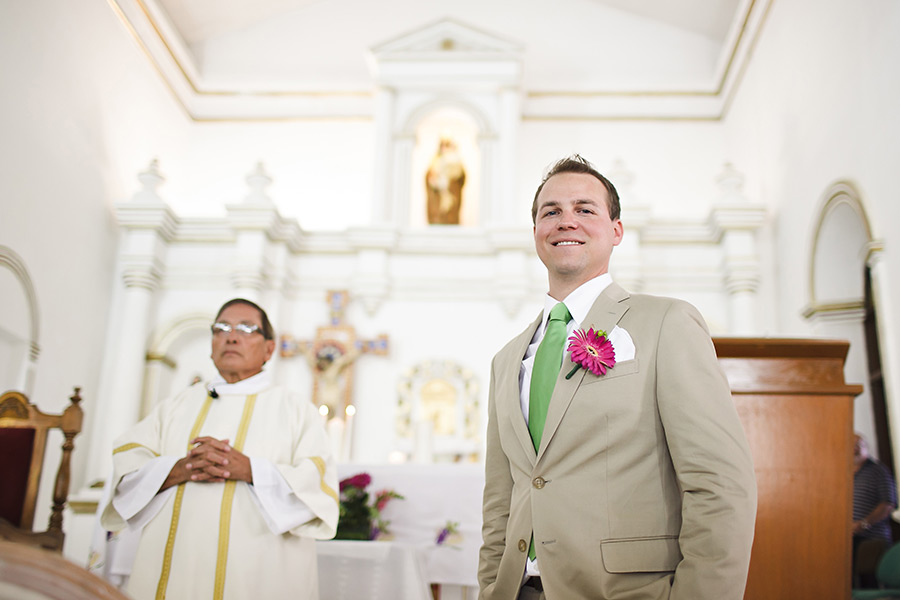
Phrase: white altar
[
  {"left": 318, "top": 540, "right": 432, "bottom": 600},
  {"left": 323, "top": 463, "right": 485, "bottom": 597}
]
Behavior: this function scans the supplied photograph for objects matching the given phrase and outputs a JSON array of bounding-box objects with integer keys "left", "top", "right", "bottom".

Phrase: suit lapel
[
  {"left": 537, "top": 283, "right": 631, "bottom": 462},
  {"left": 502, "top": 313, "right": 543, "bottom": 461}
]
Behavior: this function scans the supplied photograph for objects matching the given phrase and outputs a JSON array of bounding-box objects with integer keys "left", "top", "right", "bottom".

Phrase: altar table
[
  {"left": 317, "top": 540, "right": 432, "bottom": 600},
  {"left": 335, "top": 463, "right": 485, "bottom": 588}
]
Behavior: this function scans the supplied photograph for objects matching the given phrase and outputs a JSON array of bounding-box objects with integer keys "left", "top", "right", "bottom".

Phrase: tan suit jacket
[{"left": 478, "top": 283, "right": 757, "bottom": 600}]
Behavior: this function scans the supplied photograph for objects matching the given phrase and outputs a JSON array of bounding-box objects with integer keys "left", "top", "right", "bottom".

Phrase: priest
[{"left": 102, "top": 298, "right": 338, "bottom": 600}]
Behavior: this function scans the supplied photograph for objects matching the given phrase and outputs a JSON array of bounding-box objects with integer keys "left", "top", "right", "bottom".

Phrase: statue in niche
[{"left": 425, "top": 137, "right": 466, "bottom": 224}]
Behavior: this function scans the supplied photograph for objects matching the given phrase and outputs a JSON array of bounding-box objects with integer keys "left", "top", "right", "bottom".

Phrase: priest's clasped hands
[{"left": 161, "top": 436, "right": 253, "bottom": 491}]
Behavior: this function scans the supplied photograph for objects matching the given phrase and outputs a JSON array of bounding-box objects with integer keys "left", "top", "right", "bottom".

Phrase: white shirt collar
[
  {"left": 539, "top": 273, "right": 613, "bottom": 333},
  {"left": 208, "top": 370, "right": 272, "bottom": 396}
]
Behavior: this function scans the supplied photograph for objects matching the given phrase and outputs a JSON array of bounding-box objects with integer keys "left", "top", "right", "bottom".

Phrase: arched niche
[
  {"left": 141, "top": 313, "right": 214, "bottom": 417},
  {"left": 404, "top": 101, "right": 488, "bottom": 228},
  {"left": 809, "top": 181, "right": 873, "bottom": 306},
  {"left": 0, "top": 246, "right": 39, "bottom": 394},
  {"left": 369, "top": 18, "right": 522, "bottom": 229},
  {"left": 804, "top": 181, "right": 881, "bottom": 456}
]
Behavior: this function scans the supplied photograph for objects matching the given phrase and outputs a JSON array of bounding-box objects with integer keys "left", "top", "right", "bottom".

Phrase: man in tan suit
[{"left": 478, "top": 156, "right": 757, "bottom": 599}]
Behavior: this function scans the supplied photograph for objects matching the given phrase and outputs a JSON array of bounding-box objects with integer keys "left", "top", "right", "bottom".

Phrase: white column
[
  {"left": 348, "top": 228, "right": 396, "bottom": 316},
  {"left": 710, "top": 164, "right": 766, "bottom": 335},
  {"left": 607, "top": 159, "right": 649, "bottom": 293},
  {"left": 721, "top": 229, "right": 762, "bottom": 335},
  {"left": 479, "top": 134, "right": 499, "bottom": 226},
  {"left": 84, "top": 252, "right": 165, "bottom": 485},
  {"left": 493, "top": 248, "right": 529, "bottom": 318},
  {"left": 392, "top": 135, "right": 415, "bottom": 228},
  {"left": 140, "top": 355, "right": 172, "bottom": 418},
  {"left": 371, "top": 87, "right": 396, "bottom": 226},
  {"left": 226, "top": 163, "right": 282, "bottom": 301},
  {"left": 84, "top": 161, "right": 176, "bottom": 486},
  {"left": 495, "top": 87, "right": 521, "bottom": 228}
]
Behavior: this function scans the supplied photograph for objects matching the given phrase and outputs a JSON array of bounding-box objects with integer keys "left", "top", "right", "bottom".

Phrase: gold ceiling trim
[
  {"left": 127, "top": 0, "right": 372, "bottom": 99},
  {"left": 191, "top": 115, "right": 373, "bottom": 123},
  {"left": 522, "top": 114, "right": 720, "bottom": 122},
  {"left": 719, "top": 0, "right": 774, "bottom": 118},
  {"left": 111, "top": 0, "right": 771, "bottom": 122},
  {"left": 527, "top": 0, "right": 759, "bottom": 100},
  {"left": 107, "top": 0, "right": 192, "bottom": 120}
]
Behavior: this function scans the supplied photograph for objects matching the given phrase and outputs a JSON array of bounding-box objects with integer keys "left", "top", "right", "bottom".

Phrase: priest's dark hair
[
  {"left": 214, "top": 298, "right": 274, "bottom": 340},
  {"left": 531, "top": 154, "right": 621, "bottom": 224}
]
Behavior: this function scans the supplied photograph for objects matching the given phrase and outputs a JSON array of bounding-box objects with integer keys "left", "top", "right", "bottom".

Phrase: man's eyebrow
[
  {"left": 537, "top": 200, "right": 561, "bottom": 212},
  {"left": 538, "top": 198, "right": 600, "bottom": 211}
]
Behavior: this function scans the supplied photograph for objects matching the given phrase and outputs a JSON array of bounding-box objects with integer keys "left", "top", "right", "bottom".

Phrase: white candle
[
  {"left": 341, "top": 405, "right": 356, "bottom": 462},
  {"left": 327, "top": 417, "right": 344, "bottom": 463}
]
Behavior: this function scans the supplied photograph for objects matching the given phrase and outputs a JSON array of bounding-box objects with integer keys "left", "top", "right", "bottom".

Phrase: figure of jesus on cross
[{"left": 280, "top": 291, "right": 388, "bottom": 460}]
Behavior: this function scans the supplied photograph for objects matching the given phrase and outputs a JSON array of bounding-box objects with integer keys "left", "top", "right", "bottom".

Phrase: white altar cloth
[
  {"left": 336, "top": 463, "right": 485, "bottom": 587},
  {"left": 317, "top": 540, "right": 432, "bottom": 600}
]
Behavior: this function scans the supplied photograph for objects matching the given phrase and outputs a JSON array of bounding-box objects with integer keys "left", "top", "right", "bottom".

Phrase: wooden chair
[{"left": 0, "top": 388, "right": 83, "bottom": 552}]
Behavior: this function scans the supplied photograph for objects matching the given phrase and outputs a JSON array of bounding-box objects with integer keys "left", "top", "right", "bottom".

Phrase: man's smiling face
[{"left": 533, "top": 172, "right": 623, "bottom": 298}]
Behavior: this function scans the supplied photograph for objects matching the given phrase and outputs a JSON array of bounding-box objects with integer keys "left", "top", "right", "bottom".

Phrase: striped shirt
[{"left": 853, "top": 458, "right": 897, "bottom": 541}]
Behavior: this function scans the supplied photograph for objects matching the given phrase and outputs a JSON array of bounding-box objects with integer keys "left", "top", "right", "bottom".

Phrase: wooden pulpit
[{"left": 714, "top": 338, "right": 863, "bottom": 599}]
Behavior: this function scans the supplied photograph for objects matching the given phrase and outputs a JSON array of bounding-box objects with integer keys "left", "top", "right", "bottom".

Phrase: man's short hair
[
  {"left": 214, "top": 298, "right": 274, "bottom": 340},
  {"left": 531, "top": 154, "right": 621, "bottom": 224}
]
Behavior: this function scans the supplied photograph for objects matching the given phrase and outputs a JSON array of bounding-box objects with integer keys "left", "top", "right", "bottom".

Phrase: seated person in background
[
  {"left": 853, "top": 432, "right": 898, "bottom": 587},
  {"left": 101, "top": 298, "right": 338, "bottom": 600}
]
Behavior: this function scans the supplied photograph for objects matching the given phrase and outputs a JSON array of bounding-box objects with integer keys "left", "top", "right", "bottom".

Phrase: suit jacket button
[
  {"left": 533, "top": 476, "right": 545, "bottom": 489},
  {"left": 518, "top": 539, "right": 527, "bottom": 552}
]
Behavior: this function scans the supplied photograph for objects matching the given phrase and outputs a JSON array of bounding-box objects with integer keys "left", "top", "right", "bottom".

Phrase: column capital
[{"left": 122, "top": 263, "right": 163, "bottom": 291}]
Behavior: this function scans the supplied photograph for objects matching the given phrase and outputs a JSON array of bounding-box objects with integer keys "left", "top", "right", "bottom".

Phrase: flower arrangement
[
  {"left": 335, "top": 472, "right": 403, "bottom": 540},
  {"left": 435, "top": 520, "right": 461, "bottom": 546},
  {"left": 566, "top": 327, "right": 616, "bottom": 378}
]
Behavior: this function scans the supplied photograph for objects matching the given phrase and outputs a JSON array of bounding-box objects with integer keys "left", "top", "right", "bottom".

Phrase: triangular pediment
[{"left": 370, "top": 18, "right": 521, "bottom": 59}]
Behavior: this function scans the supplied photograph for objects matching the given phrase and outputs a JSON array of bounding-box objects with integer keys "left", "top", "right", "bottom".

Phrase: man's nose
[{"left": 557, "top": 211, "right": 577, "bottom": 229}]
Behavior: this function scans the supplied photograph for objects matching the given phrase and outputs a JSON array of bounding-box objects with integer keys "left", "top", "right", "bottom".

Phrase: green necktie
[
  {"left": 529, "top": 302, "right": 571, "bottom": 453},
  {"left": 528, "top": 302, "right": 571, "bottom": 560}
]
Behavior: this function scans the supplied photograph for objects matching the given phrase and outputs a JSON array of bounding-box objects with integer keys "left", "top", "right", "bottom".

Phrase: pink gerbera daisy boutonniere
[{"left": 565, "top": 327, "right": 616, "bottom": 379}]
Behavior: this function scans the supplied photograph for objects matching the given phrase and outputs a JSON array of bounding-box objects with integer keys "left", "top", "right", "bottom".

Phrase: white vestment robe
[{"left": 101, "top": 373, "right": 338, "bottom": 600}]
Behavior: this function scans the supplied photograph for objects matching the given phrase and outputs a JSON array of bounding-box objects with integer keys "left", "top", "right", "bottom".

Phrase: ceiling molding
[{"left": 109, "top": 0, "right": 772, "bottom": 122}]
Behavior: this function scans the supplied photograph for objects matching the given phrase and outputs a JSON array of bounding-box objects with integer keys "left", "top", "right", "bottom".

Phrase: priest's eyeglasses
[{"left": 211, "top": 322, "right": 262, "bottom": 336}]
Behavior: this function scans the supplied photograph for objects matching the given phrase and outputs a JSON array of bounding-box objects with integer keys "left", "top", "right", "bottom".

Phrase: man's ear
[
  {"left": 612, "top": 219, "right": 624, "bottom": 246},
  {"left": 264, "top": 339, "right": 276, "bottom": 362}
]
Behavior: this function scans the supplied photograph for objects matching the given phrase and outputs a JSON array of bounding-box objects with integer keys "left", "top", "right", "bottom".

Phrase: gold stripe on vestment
[
  {"left": 311, "top": 456, "right": 338, "bottom": 502},
  {"left": 154, "top": 394, "right": 214, "bottom": 600},
  {"left": 113, "top": 442, "right": 160, "bottom": 456},
  {"left": 213, "top": 394, "right": 257, "bottom": 600}
]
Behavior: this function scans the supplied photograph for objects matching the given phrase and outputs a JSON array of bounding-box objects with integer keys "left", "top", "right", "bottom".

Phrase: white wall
[
  {"left": 724, "top": 0, "right": 900, "bottom": 330},
  {"left": 722, "top": 0, "right": 900, "bottom": 448},
  {"left": 0, "top": 0, "right": 188, "bottom": 545}
]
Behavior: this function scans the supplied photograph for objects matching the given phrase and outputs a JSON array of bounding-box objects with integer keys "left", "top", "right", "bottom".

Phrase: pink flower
[
  {"left": 566, "top": 328, "right": 616, "bottom": 378},
  {"left": 340, "top": 472, "right": 371, "bottom": 492},
  {"left": 374, "top": 489, "right": 399, "bottom": 511}
]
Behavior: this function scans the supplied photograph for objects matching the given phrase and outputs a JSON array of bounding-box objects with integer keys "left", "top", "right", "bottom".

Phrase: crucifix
[{"left": 280, "top": 290, "right": 388, "bottom": 422}]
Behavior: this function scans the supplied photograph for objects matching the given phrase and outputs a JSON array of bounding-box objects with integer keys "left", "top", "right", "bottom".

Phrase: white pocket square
[{"left": 607, "top": 326, "right": 635, "bottom": 362}]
